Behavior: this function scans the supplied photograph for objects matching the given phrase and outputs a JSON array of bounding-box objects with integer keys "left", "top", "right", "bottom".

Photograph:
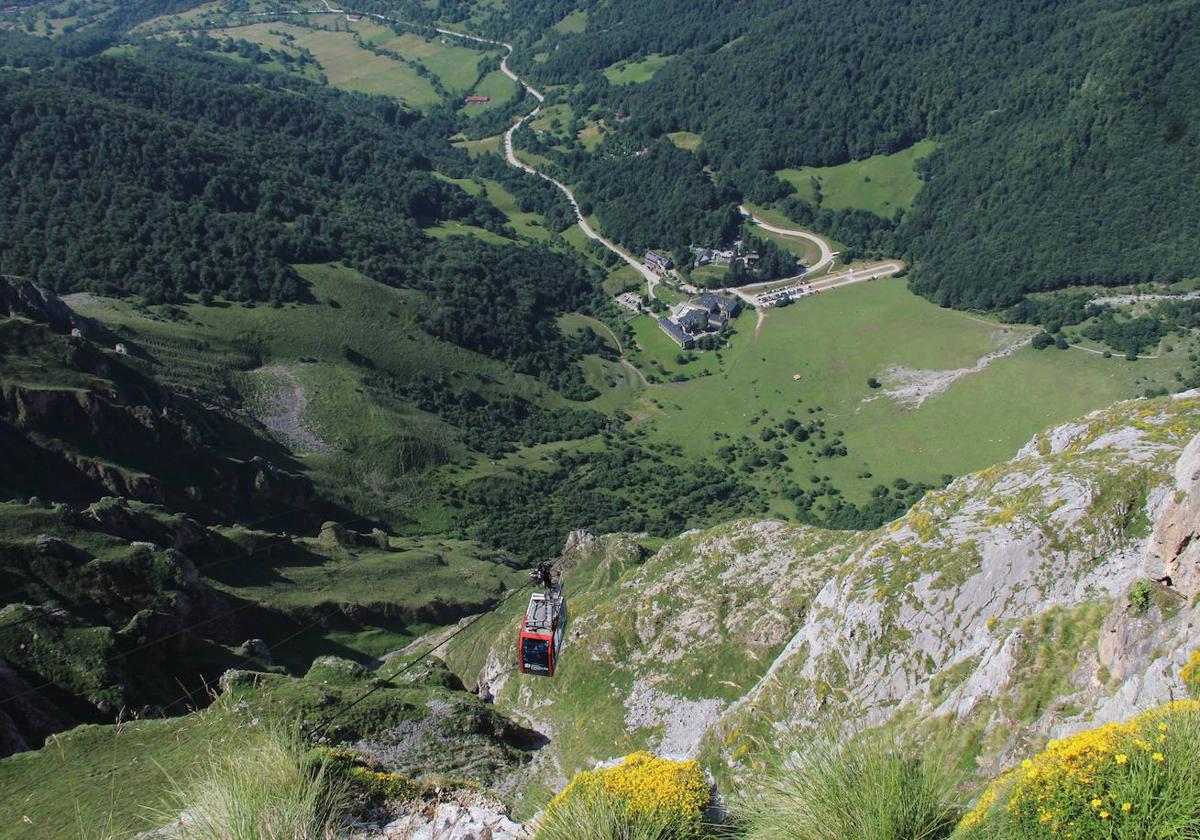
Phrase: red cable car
[{"left": 518, "top": 565, "right": 567, "bottom": 676}]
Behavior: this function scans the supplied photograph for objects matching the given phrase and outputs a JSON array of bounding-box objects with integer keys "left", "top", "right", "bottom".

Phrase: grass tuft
[
  {"left": 160, "top": 724, "right": 348, "bottom": 840},
  {"left": 735, "top": 729, "right": 961, "bottom": 840}
]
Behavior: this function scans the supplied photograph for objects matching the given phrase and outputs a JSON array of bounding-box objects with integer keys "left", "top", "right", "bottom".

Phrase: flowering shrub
[
  {"left": 537, "top": 753, "right": 710, "bottom": 839},
  {"left": 304, "top": 747, "right": 418, "bottom": 802},
  {"left": 1182, "top": 649, "right": 1200, "bottom": 698},
  {"left": 956, "top": 700, "right": 1200, "bottom": 838}
]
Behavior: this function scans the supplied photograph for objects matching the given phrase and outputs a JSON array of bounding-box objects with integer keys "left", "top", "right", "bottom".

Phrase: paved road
[
  {"left": 275, "top": 6, "right": 660, "bottom": 299},
  {"left": 738, "top": 205, "right": 836, "bottom": 273},
  {"left": 438, "top": 29, "right": 661, "bottom": 298}
]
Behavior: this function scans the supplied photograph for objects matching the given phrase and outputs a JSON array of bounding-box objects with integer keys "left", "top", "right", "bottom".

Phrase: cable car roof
[{"left": 524, "top": 592, "right": 558, "bottom": 633}]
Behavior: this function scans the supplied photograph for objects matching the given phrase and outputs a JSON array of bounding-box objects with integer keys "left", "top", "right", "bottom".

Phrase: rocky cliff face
[
  {"left": 0, "top": 496, "right": 256, "bottom": 757},
  {"left": 0, "top": 290, "right": 316, "bottom": 524},
  {"left": 0, "top": 277, "right": 104, "bottom": 339},
  {"left": 444, "top": 392, "right": 1200, "bottom": 812}
]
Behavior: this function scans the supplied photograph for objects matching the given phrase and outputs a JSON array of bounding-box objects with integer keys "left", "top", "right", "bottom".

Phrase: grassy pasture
[
  {"left": 776, "top": 139, "right": 939, "bottom": 217},
  {"left": 552, "top": 9, "right": 588, "bottom": 33},
  {"left": 603, "top": 264, "right": 645, "bottom": 296},
  {"left": 628, "top": 278, "right": 1179, "bottom": 505},
  {"left": 453, "top": 133, "right": 503, "bottom": 157},
  {"left": 481, "top": 178, "right": 553, "bottom": 240},
  {"left": 461, "top": 69, "right": 519, "bottom": 113},
  {"left": 423, "top": 220, "right": 514, "bottom": 244},
  {"left": 357, "top": 24, "right": 495, "bottom": 92},
  {"left": 558, "top": 313, "right": 645, "bottom": 412},
  {"left": 0, "top": 699, "right": 242, "bottom": 838},
  {"left": 133, "top": 0, "right": 229, "bottom": 32},
  {"left": 578, "top": 120, "right": 607, "bottom": 150},
  {"left": 200, "top": 22, "right": 441, "bottom": 108},
  {"left": 603, "top": 54, "right": 673, "bottom": 85},
  {"left": 214, "top": 533, "right": 523, "bottom": 647},
  {"left": 559, "top": 224, "right": 606, "bottom": 266},
  {"left": 530, "top": 102, "right": 577, "bottom": 148},
  {"left": 665, "top": 131, "right": 702, "bottom": 151},
  {"left": 65, "top": 264, "right": 563, "bottom": 489}
]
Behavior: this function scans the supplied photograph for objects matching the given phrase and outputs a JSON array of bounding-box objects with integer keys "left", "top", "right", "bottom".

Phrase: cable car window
[{"left": 522, "top": 637, "right": 551, "bottom": 672}]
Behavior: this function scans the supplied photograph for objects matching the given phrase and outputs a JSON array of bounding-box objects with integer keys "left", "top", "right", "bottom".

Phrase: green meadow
[
  {"left": 359, "top": 24, "right": 496, "bottom": 92},
  {"left": 161, "top": 16, "right": 505, "bottom": 110},
  {"left": 64, "top": 264, "right": 583, "bottom": 492},
  {"left": 460, "top": 69, "right": 520, "bottom": 114},
  {"left": 0, "top": 699, "right": 244, "bottom": 838},
  {"left": 665, "top": 131, "right": 702, "bottom": 151},
  {"left": 603, "top": 53, "right": 673, "bottom": 85},
  {"left": 453, "top": 133, "right": 503, "bottom": 157},
  {"left": 777, "top": 139, "right": 939, "bottom": 217},
  {"left": 622, "top": 277, "right": 1184, "bottom": 505},
  {"left": 552, "top": 9, "right": 588, "bottom": 33},
  {"left": 202, "top": 22, "right": 441, "bottom": 108}
]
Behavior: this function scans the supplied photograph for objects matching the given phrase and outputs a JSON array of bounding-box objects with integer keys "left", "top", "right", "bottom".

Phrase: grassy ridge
[{"left": 0, "top": 658, "right": 533, "bottom": 838}]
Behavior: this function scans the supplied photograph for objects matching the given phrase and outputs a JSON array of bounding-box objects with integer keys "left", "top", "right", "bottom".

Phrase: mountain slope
[
  {"left": 506, "top": 0, "right": 1200, "bottom": 307},
  {"left": 443, "top": 391, "right": 1200, "bottom": 813}
]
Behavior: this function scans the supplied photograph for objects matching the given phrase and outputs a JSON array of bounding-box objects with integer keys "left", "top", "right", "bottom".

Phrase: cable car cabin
[{"left": 517, "top": 589, "right": 567, "bottom": 676}]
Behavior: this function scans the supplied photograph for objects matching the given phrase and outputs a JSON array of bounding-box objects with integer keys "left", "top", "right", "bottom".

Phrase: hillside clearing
[
  {"left": 603, "top": 54, "right": 673, "bottom": 85},
  {"left": 777, "top": 139, "right": 939, "bottom": 217}
]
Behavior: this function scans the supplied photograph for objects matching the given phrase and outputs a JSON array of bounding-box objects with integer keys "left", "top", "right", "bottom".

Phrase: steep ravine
[{"left": 441, "top": 391, "right": 1200, "bottom": 814}]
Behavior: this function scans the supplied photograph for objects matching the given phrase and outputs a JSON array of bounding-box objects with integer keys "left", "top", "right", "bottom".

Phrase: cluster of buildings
[
  {"left": 691, "top": 241, "right": 764, "bottom": 270},
  {"left": 692, "top": 246, "right": 733, "bottom": 267},
  {"left": 644, "top": 251, "right": 673, "bottom": 276},
  {"left": 657, "top": 292, "right": 741, "bottom": 349}
]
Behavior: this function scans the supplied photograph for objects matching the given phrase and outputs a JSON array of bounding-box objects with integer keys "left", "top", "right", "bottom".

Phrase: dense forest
[
  {"left": 0, "top": 41, "right": 478, "bottom": 301},
  {"left": 506, "top": 0, "right": 1200, "bottom": 310},
  {"left": 0, "top": 34, "right": 609, "bottom": 391}
]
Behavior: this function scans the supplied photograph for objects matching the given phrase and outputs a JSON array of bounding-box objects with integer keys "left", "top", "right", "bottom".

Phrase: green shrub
[
  {"left": 1130, "top": 580, "right": 1153, "bottom": 614},
  {"left": 735, "top": 730, "right": 961, "bottom": 840},
  {"left": 955, "top": 700, "right": 1200, "bottom": 838},
  {"left": 162, "top": 726, "right": 348, "bottom": 840}
]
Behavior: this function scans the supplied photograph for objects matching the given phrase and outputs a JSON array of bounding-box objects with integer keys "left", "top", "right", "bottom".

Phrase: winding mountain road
[
  {"left": 286, "top": 5, "right": 661, "bottom": 297},
  {"left": 738, "top": 205, "right": 836, "bottom": 273},
  {"left": 436, "top": 28, "right": 661, "bottom": 298}
]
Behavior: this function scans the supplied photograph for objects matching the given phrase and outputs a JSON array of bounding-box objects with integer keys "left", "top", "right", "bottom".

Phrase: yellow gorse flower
[
  {"left": 548, "top": 752, "right": 709, "bottom": 824},
  {"left": 957, "top": 700, "right": 1200, "bottom": 835}
]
